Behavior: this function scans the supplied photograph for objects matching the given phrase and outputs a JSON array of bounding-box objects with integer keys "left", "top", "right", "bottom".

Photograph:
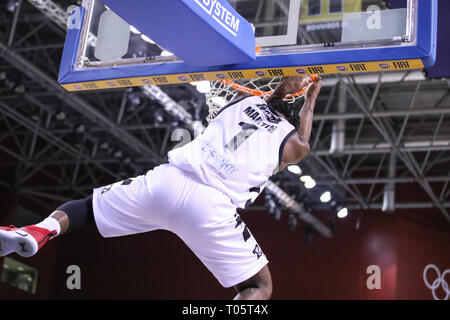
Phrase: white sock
[{"left": 35, "top": 217, "right": 61, "bottom": 236}]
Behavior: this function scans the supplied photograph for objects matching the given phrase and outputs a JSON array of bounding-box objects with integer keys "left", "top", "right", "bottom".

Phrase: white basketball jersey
[{"left": 168, "top": 95, "right": 296, "bottom": 209}]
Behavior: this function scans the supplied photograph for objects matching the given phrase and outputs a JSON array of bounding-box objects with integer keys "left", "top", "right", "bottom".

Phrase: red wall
[
  {"left": 0, "top": 241, "right": 60, "bottom": 300},
  {"left": 395, "top": 211, "right": 450, "bottom": 299},
  {"left": 48, "top": 207, "right": 449, "bottom": 300},
  {"left": 0, "top": 192, "right": 449, "bottom": 300},
  {"left": 51, "top": 225, "right": 233, "bottom": 299}
]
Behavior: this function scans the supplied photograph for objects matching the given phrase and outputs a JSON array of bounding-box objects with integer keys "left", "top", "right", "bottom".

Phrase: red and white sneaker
[{"left": 0, "top": 225, "right": 57, "bottom": 258}]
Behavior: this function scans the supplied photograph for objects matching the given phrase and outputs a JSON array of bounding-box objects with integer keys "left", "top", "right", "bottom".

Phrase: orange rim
[{"left": 221, "top": 75, "right": 318, "bottom": 99}]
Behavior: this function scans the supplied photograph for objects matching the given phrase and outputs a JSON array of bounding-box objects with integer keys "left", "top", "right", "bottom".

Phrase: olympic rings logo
[{"left": 423, "top": 264, "right": 450, "bottom": 300}]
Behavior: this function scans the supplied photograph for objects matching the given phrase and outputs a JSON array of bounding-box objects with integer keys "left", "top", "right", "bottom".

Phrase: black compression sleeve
[{"left": 56, "top": 195, "right": 94, "bottom": 233}]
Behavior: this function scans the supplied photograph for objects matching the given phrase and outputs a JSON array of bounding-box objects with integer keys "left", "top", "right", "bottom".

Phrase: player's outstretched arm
[
  {"left": 280, "top": 76, "right": 322, "bottom": 167},
  {"left": 297, "top": 76, "right": 322, "bottom": 150}
]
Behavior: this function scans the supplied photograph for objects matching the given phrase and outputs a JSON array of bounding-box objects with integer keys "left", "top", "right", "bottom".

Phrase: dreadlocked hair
[{"left": 268, "top": 98, "right": 304, "bottom": 130}]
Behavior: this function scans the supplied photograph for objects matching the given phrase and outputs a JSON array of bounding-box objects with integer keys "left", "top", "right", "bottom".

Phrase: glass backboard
[{"left": 58, "top": 0, "right": 437, "bottom": 91}]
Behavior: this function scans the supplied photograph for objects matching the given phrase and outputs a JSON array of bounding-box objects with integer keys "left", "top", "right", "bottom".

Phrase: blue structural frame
[{"left": 58, "top": 0, "right": 438, "bottom": 86}]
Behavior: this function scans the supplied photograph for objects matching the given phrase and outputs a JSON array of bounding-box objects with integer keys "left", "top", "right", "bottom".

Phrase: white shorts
[{"left": 92, "top": 163, "right": 268, "bottom": 288}]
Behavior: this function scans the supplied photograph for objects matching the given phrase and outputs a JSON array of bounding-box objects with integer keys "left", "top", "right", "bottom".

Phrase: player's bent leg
[
  {"left": 233, "top": 265, "right": 273, "bottom": 300},
  {"left": 1, "top": 163, "right": 188, "bottom": 258},
  {"left": 167, "top": 166, "right": 271, "bottom": 299}
]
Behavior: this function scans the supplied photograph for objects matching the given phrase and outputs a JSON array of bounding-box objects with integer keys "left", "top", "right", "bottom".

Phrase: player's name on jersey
[
  {"left": 61, "top": 59, "right": 424, "bottom": 92},
  {"left": 243, "top": 105, "right": 280, "bottom": 133}
]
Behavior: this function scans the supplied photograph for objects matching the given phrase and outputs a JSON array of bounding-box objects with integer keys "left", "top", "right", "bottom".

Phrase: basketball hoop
[{"left": 205, "top": 75, "right": 318, "bottom": 123}]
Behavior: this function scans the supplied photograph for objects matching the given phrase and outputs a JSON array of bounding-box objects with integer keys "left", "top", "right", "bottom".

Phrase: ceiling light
[
  {"left": 287, "top": 165, "right": 302, "bottom": 175},
  {"left": 75, "top": 124, "right": 85, "bottom": 133},
  {"left": 99, "top": 141, "right": 109, "bottom": 150},
  {"left": 14, "top": 84, "right": 26, "bottom": 94},
  {"left": 304, "top": 179, "right": 316, "bottom": 189},
  {"left": 195, "top": 81, "right": 212, "bottom": 94},
  {"left": 337, "top": 207, "right": 348, "bottom": 218},
  {"left": 300, "top": 175, "right": 312, "bottom": 182},
  {"left": 154, "top": 109, "right": 164, "bottom": 123},
  {"left": 300, "top": 175, "right": 316, "bottom": 189},
  {"left": 320, "top": 191, "right": 331, "bottom": 203},
  {"left": 55, "top": 112, "right": 66, "bottom": 121}
]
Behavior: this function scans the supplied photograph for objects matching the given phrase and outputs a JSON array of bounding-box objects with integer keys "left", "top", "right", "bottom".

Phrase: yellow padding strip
[{"left": 61, "top": 59, "right": 424, "bottom": 92}]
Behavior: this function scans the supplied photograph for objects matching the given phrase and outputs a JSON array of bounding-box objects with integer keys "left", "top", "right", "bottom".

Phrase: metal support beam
[
  {"left": 313, "top": 107, "right": 450, "bottom": 121},
  {"left": 265, "top": 181, "right": 333, "bottom": 238},
  {"left": 311, "top": 154, "right": 368, "bottom": 209},
  {"left": 8, "top": 0, "right": 23, "bottom": 47},
  {"left": 329, "top": 81, "right": 346, "bottom": 156},
  {"left": 13, "top": 43, "right": 64, "bottom": 52},
  {"left": 0, "top": 40, "right": 161, "bottom": 160},
  {"left": 246, "top": 202, "right": 450, "bottom": 211},
  {"left": 382, "top": 153, "right": 396, "bottom": 212},
  {"left": 26, "top": 0, "right": 69, "bottom": 30},
  {"left": 0, "top": 101, "right": 122, "bottom": 180},
  {"left": 313, "top": 142, "right": 450, "bottom": 156},
  {"left": 348, "top": 202, "right": 450, "bottom": 210},
  {"left": 302, "top": 176, "right": 450, "bottom": 186},
  {"left": 345, "top": 79, "right": 450, "bottom": 221}
]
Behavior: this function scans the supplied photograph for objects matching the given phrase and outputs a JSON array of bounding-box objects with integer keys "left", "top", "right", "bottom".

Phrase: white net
[{"left": 205, "top": 76, "right": 314, "bottom": 123}]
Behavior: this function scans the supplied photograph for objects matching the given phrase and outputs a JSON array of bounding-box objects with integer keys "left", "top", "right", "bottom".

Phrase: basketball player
[{"left": 0, "top": 75, "right": 322, "bottom": 300}]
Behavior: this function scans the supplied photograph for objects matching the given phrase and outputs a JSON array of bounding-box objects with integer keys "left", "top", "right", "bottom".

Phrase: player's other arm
[{"left": 281, "top": 76, "right": 322, "bottom": 166}]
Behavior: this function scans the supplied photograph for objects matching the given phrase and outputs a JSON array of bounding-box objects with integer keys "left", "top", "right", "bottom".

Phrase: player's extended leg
[
  {"left": 0, "top": 195, "right": 94, "bottom": 258},
  {"left": 233, "top": 265, "right": 273, "bottom": 300},
  {"left": 0, "top": 165, "right": 174, "bottom": 258}
]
